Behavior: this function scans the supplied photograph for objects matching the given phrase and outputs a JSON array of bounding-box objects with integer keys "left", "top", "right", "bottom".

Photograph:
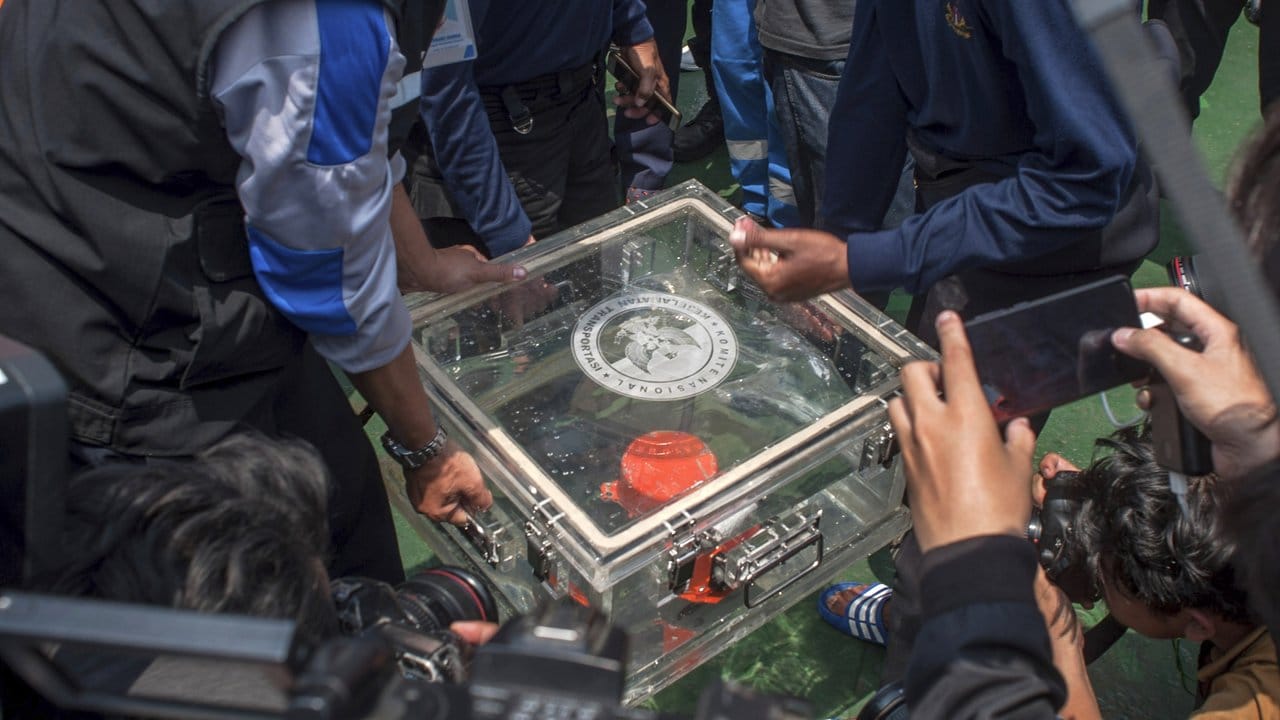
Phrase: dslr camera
[
  {"left": 310, "top": 567, "right": 812, "bottom": 719},
  {"left": 328, "top": 566, "right": 499, "bottom": 685},
  {"left": 1026, "top": 470, "right": 1098, "bottom": 605},
  {"left": 2, "top": 566, "right": 813, "bottom": 720},
  {"left": 857, "top": 469, "right": 1099, "bottom": 720}
]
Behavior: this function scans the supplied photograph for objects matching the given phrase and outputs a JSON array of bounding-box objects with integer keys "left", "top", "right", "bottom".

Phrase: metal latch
[
  {"left": 665, "top": 511, "right": 712, "bottom": 595},
  {"left": 524, "top": 520, "right": 558, "bottom": 585},
  {"left": 859, "top": 421, "right": 898, "bottom": 472},
  {"left": 460, "top": 511, "right": 509, "bottom": 569},
  {"left": 524, "top": 498, "right": 566, "bottom": 592},
  {"left": 712, "top": 509, "right": 824, "bottom": 608}
]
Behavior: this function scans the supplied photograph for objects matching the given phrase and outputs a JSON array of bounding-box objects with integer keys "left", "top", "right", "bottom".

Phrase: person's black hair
[
  {"left": 38, "top": 433, "right": 338, "bottom": 643},
  {"left": 1075, "top": 424, "right": 1254, "bottom": 626},
  {"left": 1226, "top": 103, "right": 1280, "bottom": 298},
  {"left": 1223, "top": 105, "right": 1280, "bottom": 639},
  {"left": 1223, "top": 459, "right": 1280, "bottom": 637}
]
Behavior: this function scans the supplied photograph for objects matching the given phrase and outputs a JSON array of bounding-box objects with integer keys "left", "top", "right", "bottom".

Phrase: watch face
[{"left": 384, "top": 435, "right": 418, "bottom": 467}]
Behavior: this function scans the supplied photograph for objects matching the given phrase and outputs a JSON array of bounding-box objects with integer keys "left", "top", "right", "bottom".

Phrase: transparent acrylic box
[{"left": 391, "top": 181, "right": 933, "bottom": 703}]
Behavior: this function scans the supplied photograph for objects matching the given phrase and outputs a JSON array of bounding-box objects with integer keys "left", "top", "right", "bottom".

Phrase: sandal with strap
[{"left": 817, "top": 582, "right": 892, "bottom": 646}]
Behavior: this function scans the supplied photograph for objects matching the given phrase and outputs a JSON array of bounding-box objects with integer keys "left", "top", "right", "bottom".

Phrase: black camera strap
[{"left": 1068, "top": 0, "right": 1280, "bottom": 406}]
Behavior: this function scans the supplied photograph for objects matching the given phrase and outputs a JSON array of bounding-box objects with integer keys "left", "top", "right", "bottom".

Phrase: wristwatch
[{"left": 381, "top": 425, "right": 448, "bottom": 470}]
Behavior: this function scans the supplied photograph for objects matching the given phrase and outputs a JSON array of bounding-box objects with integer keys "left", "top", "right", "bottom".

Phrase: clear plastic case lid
[{"left": 406, "top": 181, "right": 931, "bottom": 570}]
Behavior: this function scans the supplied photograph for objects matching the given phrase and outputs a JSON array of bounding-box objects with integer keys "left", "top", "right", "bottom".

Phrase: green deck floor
[{"left": 374, "top": 15, "right": 1265, "bottom": 719}]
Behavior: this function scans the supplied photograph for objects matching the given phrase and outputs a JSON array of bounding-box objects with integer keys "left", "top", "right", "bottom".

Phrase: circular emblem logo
[{"left": 572, "top": 292, "right": 739, "bottom": 401}]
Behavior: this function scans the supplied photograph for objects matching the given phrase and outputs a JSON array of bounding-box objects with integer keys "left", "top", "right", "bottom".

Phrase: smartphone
[
  {"left": 963, "top": 276, "right": 1148, "bottom": 422},
  {"left": 605, "top": 48, "right": 683, "bottom": 131}
]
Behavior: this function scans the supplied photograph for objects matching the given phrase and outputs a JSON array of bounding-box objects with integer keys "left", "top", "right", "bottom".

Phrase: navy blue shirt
[
  {"left": 419, "top": 0, "right": 653, "bottom": 256},
  {"left": 821, "top": 0, "right": 1139, "bottom": 294}
]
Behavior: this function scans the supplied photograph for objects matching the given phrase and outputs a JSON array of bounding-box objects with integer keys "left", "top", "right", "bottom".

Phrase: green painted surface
[{"left": 373, "top": 13, "right": 1265, "bottom": 720}]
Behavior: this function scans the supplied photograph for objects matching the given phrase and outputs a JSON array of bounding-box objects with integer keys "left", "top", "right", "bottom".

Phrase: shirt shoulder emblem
[{"left": 945, "top": 2, "right": 974, "bottom": 39}]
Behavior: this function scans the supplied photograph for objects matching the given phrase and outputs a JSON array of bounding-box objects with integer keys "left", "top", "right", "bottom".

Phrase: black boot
[
  {"left": 675, "top": 15, "right": 723, "bottom": 163},
  {"left": 673, "top": 96, "right": 724, "bottom": 162}
]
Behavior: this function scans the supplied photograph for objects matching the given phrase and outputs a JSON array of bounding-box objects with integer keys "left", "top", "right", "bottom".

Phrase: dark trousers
[
  {"left": 265, "top": 346, "right": 404, "bottom": 584},
  {"left": 68, "top": 345, "right": 405, "bottom": 586},
  {"left": 762, "top": 50, "right": 916, "bottom": 231},
  {"left": 689, "top": 0, "right": 714, "bottom": 68},
  {"left": 689, "top": 0, "right": 720, "bottom": 113},
  {"left": 881, "top": 533, "right": 925, "bottom": 684},
  {"left": 412, "top": 76, "right": 618, "bottom": 252},
  {"left": 1148, "top": 0, "right": 1279, "bottom": 116}
]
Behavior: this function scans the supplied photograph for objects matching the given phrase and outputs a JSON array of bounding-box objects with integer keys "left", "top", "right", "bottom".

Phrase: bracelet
[{"left": 381, "top": 425, "right": 449, "bottom": 471}]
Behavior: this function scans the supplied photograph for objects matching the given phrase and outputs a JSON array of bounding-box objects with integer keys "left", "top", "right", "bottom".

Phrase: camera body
[
  {"left": 1026, "top": 470, "right": 1098, "bottom": 605},
  {"left": 316, "top": 570, "right": 810, "bottom": 720},
  {"left": 300, "top": 594, "right": 811, "bottom": 720},
  {"left": 1146, "top": 330, "right": 1215, "bottom": 477},
  {"left": 330, "top": 566, "right": 500, "bottom": 684}
]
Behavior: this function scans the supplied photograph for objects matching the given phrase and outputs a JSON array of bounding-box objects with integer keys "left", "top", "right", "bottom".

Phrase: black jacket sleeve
[{"left": 904, "top": 535, "right": 1066, "bottom": 720}]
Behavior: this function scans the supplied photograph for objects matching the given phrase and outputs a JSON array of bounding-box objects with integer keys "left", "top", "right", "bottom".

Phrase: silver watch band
[{"left": 381, "top": 425, "right": 448, "bottom": 470}]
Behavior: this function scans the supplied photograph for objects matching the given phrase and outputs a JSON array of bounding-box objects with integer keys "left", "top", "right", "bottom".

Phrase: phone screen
[{"left": 963, "top": 276, "right": 1147, "bottom": 422}]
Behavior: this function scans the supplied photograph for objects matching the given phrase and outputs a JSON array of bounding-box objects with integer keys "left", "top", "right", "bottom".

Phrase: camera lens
[
  {"left": 857, "top": 682, "right": 908, "bottom": 720},
  {"left": 1166, "top": 255, "right": 1205, "bottom": 300},
  {"left": 395, "top": 566, "right": 500, "bottom": 633}
]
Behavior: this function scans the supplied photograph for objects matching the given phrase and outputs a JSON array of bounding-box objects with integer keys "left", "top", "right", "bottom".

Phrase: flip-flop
[{"left": 817, "top": 582, "right": 892, "bottom": 646}]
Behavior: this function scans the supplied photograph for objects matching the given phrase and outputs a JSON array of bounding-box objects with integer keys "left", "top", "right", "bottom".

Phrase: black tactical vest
[{"left": 0, "top": 0, "right": 432, "bottom": 456}]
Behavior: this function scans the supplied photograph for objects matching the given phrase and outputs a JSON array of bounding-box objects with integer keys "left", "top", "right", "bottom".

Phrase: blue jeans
[{"left": 763, "top": 49, "right": 915, "bottom": 230}]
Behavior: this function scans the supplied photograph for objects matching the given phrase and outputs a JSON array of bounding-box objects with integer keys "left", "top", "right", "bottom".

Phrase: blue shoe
[{"left": 817, "top": 582, "right": 891, "bottom": 646}]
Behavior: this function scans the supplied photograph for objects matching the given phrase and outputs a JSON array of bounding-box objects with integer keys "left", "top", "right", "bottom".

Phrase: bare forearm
[
  {"left": 1055, "top": 654, "right": 1101, "bottom": 720},
  {"left": 348, "top": 340, "right": 492, "bottom": 524},
  {"left": 390, "top": 182, "right": 525, "bottom": 294},
  {"left": 347, "top": 341, "right": 437, "bottom": 449},
  {"left": 391, "top": 183, "right": 437, "bottom": 295}
]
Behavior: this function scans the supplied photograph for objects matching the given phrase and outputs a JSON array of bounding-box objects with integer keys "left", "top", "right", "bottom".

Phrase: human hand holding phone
[
  {"left": 889, "top": 311, "right": 1037, "bottom": 553},
  {"left": 963, "top": 277, "right": 1148, "bottom": 424},
  {"left": 607, "top": 43, "right": 680, "bottom": 130},
  {"left": 1112, "top": 287, "right": 1280, "bottom": 479}
]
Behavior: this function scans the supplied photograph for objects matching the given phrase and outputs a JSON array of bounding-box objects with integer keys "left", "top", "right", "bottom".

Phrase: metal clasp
[
  {"left": 664, "top": 511, "right": 708, "bottom": 595},
  {"left": 524, "top": 498, "right": 564, "bottom": 591},
  {"left": 460, "top": 511, "right": 509, "bottom": 569},
  {"left": 712, "top": 509, "right": 824, "bottom": 608},
  {"left": 500, "top": 86, "right": 533, "bottom": 135}
]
